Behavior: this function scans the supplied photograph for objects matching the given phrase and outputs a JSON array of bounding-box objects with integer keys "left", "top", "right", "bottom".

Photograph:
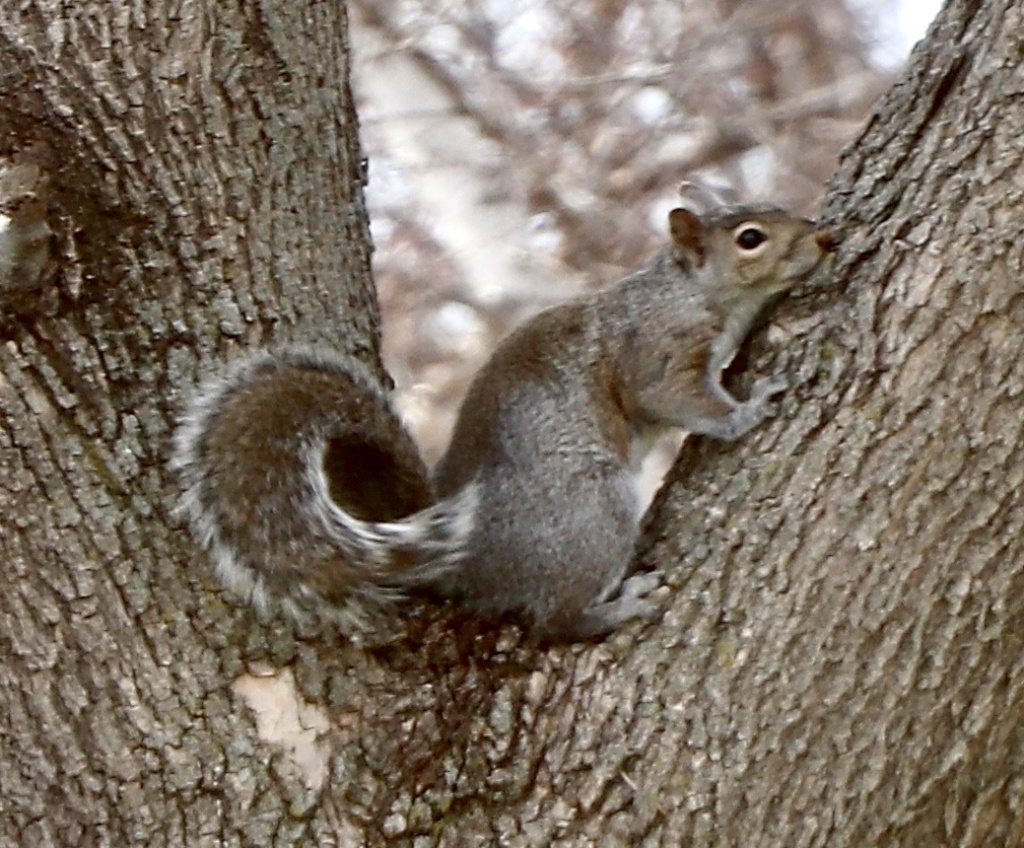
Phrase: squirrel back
[{"left": 172, "top": 205, "right": 835, "bottom": 641}]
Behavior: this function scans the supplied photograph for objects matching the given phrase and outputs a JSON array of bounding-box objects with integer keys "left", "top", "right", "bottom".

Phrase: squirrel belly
[{"left": 171, "top": 204, "right": 835, "bottom": 641}]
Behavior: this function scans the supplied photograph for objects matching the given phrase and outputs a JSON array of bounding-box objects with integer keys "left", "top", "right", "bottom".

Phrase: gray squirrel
[{"left": 172, "top": 205, "right": 835, "bottom": 641}]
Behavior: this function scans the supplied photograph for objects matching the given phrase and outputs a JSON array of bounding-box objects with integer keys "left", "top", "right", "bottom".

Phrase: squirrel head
[{"left": 668, "top": 205, "right": 836, "bottom": 307}]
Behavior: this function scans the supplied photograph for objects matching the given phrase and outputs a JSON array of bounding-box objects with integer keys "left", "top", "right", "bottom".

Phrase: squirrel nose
[{"left": 814, "top": 227, "right": 840, "bottom": 253}]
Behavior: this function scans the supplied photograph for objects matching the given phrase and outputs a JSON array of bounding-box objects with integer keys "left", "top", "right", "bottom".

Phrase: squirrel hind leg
[{"left": 532, "top": 571, "right": 664, "bottom": 643}]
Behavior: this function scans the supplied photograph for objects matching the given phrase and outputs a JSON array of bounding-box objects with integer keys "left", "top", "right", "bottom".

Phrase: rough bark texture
[
  {"left": 639, "top": 1, "right": 1024, "bottom": 844},
  {"left": 0, "top": 2, "right": 380, "bottom": 845},
  {"left": 1, "top": 0, "right": 1022, "bottom": 846}
]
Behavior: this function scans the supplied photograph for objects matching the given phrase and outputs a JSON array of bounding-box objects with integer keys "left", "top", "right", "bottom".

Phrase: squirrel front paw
[
  {"left": 716, "top": 372, "right": 788, "bottom": 439},
  {"left": 750, "top": 373, "right": 788, "bottom": 403}
]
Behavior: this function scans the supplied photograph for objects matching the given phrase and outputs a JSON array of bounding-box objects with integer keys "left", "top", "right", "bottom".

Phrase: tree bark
[
  {"left": 2, "top": 0, "right": 1022, "bottom": 847},
  {"left": 641, "top": 1, "right": 1024, "bottom": 844},
  {"left": 0, "top": 2, "right": 381, "bottom": 845}
]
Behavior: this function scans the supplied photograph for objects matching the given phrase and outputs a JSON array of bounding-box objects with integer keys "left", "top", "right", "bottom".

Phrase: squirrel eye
[{"left": 735, "top": 226, "right": 768, "bottom": 251}]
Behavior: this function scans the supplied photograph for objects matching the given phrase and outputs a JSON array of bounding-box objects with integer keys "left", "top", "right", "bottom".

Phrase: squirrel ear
[
  {"left": 668, "top": 207, "right": 706, "bottom": 267},
  {"left": 676, "top": 180, "right": 726, "bottom": 214}
]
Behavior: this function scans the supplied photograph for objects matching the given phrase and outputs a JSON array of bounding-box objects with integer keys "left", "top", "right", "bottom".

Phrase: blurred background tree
[{"left": 350, "top": 0, "right": 937, "bottom": 467}]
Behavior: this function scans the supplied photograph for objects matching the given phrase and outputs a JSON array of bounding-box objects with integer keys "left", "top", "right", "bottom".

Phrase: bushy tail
[{"left": 170, "top": 347, "right": 476, "bottom": 631}]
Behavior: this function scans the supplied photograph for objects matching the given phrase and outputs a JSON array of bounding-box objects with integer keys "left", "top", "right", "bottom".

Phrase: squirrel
[{"left": 172, "top": 204, "right": 836, "bottom": 642}]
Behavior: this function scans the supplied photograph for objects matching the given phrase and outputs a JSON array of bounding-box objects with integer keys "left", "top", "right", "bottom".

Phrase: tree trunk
[
  {"left": 0, "top": 2, "right": 381, "bottom": 845},
  {"left": 642, "top": 1, "right": 1024, "bottom": 844},
  {"left": 1, "top": 0, "right": 1021, "bottom": 847}
]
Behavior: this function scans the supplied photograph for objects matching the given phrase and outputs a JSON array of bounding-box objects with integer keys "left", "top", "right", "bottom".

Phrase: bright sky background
[{"left": 880, "top": 0, "right": 944, "bottom": 64}]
